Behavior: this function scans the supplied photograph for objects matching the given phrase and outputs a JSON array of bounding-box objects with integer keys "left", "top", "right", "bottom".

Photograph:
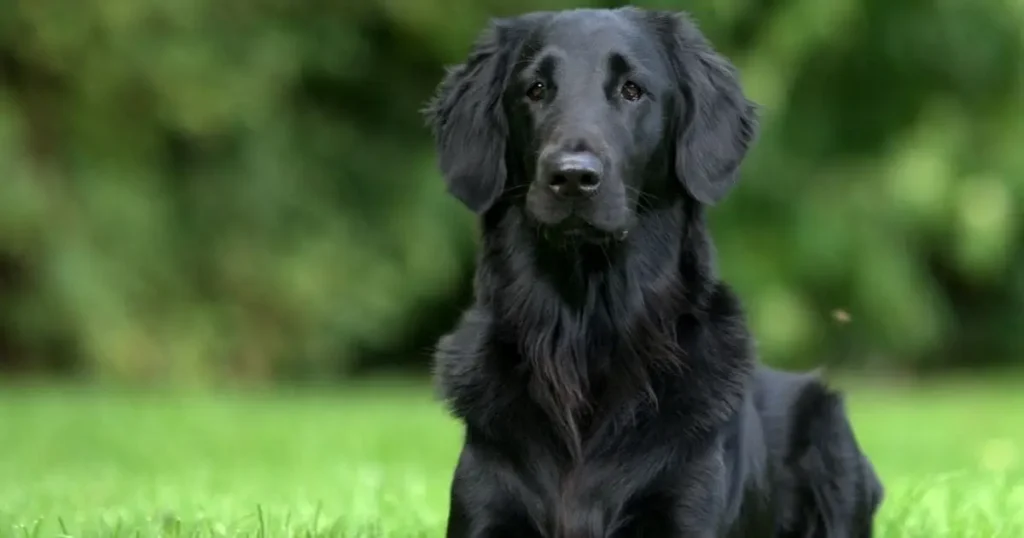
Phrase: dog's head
[{"left": 425, "top": 8, "right": 758, "bottom": 244}]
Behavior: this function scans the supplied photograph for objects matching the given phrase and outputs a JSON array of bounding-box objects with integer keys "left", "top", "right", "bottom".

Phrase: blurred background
[
  {"left": 1, "top": 2, "right": 1024, "bottom": 535},
  {"left": 0, "top": 0, "right": 1022, "bottom": 387}
]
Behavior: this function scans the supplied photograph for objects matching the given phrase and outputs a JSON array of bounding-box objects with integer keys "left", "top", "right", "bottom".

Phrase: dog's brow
[
  {"left": 536, "top": 54, "right": 557, "bottom": 81},
  {"left": 607, "top": 49, "right": 658, "bottom": 90},
  {"left": 608, "top": 52, "right": 632, "bottom": 78}
]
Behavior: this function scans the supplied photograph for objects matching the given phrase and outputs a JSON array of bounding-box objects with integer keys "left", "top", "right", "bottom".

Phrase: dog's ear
[
  {"left": 423, "top": 19, "right": 528, "bottom": 214},
  {"left": 657, "top": 12, "right": 759, "bottom": 205}
]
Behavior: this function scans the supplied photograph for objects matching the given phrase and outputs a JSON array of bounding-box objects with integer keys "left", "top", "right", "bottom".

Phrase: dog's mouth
[
  {"left": 524, "top": 183, "right": 632, "bottom": 245},
  {"left": 541, "top": 217, "right": 628, "bottom": 245}
]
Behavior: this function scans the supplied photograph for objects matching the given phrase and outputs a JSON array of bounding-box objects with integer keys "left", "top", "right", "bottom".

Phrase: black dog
[{"left": 424, "top": 7, "right": 883, "bottom": 537}]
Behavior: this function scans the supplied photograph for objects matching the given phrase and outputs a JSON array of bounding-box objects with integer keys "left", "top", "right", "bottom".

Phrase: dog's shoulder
[
  {"left": 432, "top": 306, "right": 505, "bottom": 423},
  {"left": 432, "top": 304, "right": 544, "bottom": 438}
]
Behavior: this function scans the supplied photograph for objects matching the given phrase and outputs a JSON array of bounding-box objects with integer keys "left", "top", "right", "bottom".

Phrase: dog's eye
[
  {"left": 620, "top": 81, "right": 643, "bottom": 102},
  {"left": 526, "top": 81, "right": 547, "bottom": 102}
]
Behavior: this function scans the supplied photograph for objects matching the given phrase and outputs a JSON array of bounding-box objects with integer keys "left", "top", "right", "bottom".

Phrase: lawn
[{"left": 1, "top": 378, "right": 1023, "bottom": 537}]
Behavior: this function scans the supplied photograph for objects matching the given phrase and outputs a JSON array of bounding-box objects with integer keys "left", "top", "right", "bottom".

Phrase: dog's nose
[{"left": 544, "top": 152, "right": 603, "bottom": 197}]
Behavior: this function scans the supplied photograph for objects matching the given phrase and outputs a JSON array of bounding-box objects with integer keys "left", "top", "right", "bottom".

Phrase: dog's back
[{"left": 752, "top": 366, "right": 884, "bottom": 537}]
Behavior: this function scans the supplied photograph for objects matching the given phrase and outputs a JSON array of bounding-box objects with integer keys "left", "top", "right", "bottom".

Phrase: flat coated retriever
[{"left": 424, "top": 7, "right": 884, "bottom": 538}]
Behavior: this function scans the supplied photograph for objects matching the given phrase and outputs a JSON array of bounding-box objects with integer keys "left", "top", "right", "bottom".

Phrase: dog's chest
[
  {"left": 528, "top": 455, "right": 641, "bottom": 538},
  {"left": 500, "top": 425, "right": 684, "bottom": 537}
]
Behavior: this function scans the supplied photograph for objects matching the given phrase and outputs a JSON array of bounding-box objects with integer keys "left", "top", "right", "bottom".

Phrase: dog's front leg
[
  {"left": 444, "top": 446, "right": 543, "bottom": 538},
  {"left": 444, "top": 470, "right": 517, "bottom": 538},
  {"left": 444, "top": 484, "right": 471, "bottom": 538},
  {"left": 444, "top": 490, "right": 531, "bottom": 538},
  {"left": 444, "top": 499, "right": 541, "bottom": 538},
  {"left": 672, "top": 446, "right": 730, "bottom": 538}
]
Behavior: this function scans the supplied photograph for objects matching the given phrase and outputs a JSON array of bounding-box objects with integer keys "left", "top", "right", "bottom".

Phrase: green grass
[{"left": 1, "top": 379, "right": 1023, "bottom": 537}]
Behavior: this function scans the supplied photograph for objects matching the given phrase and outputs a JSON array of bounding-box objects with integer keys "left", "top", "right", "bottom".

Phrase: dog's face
[
  {"left": 508, "top": 12, "right": 673, "bottom": 239},
  {"left": 425, "top": 8, "right": 758, "bottom": 243}
]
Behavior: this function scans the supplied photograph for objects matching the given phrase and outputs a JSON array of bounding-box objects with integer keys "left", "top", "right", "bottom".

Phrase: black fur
[{"left": 424, "top": 7, "right": 883, "bottom": 537}]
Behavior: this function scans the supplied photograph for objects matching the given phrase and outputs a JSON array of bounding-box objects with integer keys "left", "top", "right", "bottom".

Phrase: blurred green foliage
[{"left": 1, "top": 0, "right": 1022, "bottom": 384}]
